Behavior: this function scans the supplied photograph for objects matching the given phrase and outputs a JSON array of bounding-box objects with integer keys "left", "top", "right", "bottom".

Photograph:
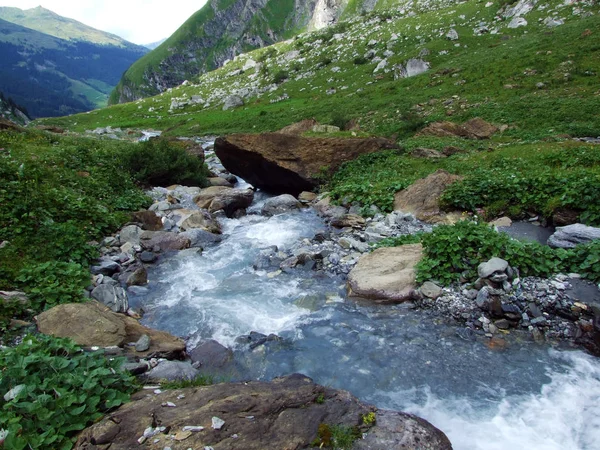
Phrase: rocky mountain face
[
  {"left": 0, "top": 9, "right": 148, "bottom": 118},
  {"left": 111, "top": 0, "right": 353, "bottom": 103}
]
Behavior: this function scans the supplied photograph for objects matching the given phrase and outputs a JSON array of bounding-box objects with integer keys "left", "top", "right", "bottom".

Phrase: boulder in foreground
[
  {"left": 36, "top": 301, "right": 185, "bottom": 359},
  {"left": 75, "top": 374, "right": 452, "bottom": 449},
  {"left": 215, "top": 133, "right": 397, "bottom": 196}
]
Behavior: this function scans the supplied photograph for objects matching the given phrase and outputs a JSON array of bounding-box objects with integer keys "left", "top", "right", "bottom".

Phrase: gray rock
[
  {"left": 144, "top": 361, "right": 200, "bottom": 382},
  {"left": 139, "top": 251, "right": 157, "bottom": 263},
  {"left": 478, "top": 257, "right": 509, "bottom": 279},
  {"left": 508, "top": 17, "right": 527, "bottom": 28},
  {"left": 421, "top": 281, "right": 442, "bottom": 299},
  {"left": 188, "top": 339, "right": 233, "bottom": 370},
  {"left": 548, "top": 224, "right": 600, "bottom": 249},
  {"left": 135, "top": 334, "right": 151, "bottom": 352},
  {"left": 119, "top": 225, "right": 143, "bottom": 245},
  {"left": 91, "top": 259, "right": 121, "bottom": 276},
  {"left": 180, "top": 229, "right": 222, "bottom": 248},
  {"left": 91, "top": 284, "right": 129, "bottom": 313},
  {"left": 261, "top": 194, "right": 301, "bottom": 216},
  {"left": 223, "top": 95, "right": 244, "bottom": 111},
  {"left": 446, "top": 28, "right": 459, "bottom": 40},
  {"left": 396, "top": 58, "right": 430, "bottom": 79}
]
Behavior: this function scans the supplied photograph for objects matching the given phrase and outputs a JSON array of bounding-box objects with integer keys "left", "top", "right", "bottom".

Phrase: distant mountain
[
  {"left": 145, "top": 38, "right": 167, "bottom": 50},
  {"left": 0, "top": 6, "right": 137, "bottom": 48},
  {"left": 0, "top": 9, "right": 148, "bottom": 118}
]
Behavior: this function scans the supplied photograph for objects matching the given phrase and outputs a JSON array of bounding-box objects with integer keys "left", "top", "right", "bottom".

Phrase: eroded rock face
[
  {"left": 393, "top": 169, "right": 463, "bottom": 224},
  {"left": 75, "top": 374, "right": 451, "bottom": 450},
  {"left": 36, "top": 301, "right": 185, "bottom": 359},
  {"left": 348, "top": 244, "right": 423, "bottom": 303},
  {"left": 214, "top": 133, "right": 397, "bottom": 196}
]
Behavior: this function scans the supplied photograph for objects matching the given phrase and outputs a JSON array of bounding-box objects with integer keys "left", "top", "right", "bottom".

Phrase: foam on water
[{"left": 383, "top": 350, "right": 600, "bottom": 450}]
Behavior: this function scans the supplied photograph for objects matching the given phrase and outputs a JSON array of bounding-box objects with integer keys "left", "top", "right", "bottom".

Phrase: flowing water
[{"left": 130, "top": 149, "right": 600, "bottom": 450}]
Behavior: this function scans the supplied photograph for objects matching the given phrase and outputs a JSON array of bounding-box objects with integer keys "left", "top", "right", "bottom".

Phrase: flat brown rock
[
  {"left": 36, "top": 301, "right": 185, "bottom": 359},
  {"left": 75, "top": 374, "right": 451, "bottom": 450},
  {"left": 418, "top": 117, "right": 498, "bottom": 140},
  {"left": 348, "top": 244, "right": 423, "bottom": 303},
  {"left": 394, "top": 169, "right": 463, "bottom": 224},
  {"left": 214, "top": 133, "right": 397, "bottom": 196}
]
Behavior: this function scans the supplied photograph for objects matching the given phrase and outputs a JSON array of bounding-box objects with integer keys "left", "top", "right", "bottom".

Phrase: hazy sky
[{"left": 0, "top": 0, "right": 208, "bottom": 45}]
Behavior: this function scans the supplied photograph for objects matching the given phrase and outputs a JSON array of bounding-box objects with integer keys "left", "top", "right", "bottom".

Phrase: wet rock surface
[{"left": 75, "top": 374, "right": 451, "bottom": 450}]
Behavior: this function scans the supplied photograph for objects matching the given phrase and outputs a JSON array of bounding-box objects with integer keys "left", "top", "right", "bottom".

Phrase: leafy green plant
[
  {"left": 122, "top": 138, "right": 209, "bottom": 187},
  {"left": 362, "top": 412, "right": 376, "bottom": 426},
  {"left": 311, "top": 423, "right": 360, "bottom": 449},
  {"left": 0, "top": 335, "right": 137, "bottom": 449},
  {"left": 16, "top": 261, "right": 89, "bottom": 311}
]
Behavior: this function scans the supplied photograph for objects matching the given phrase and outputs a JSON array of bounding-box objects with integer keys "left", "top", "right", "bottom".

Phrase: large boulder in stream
[
  {"left": 75, "top": 374, "right": 452, "bottom": 450},
  {"left": 547, "top": 223, "right": 600, "bottom": 249},
  {"left": 214, "top": 133, "right": 397, "bottom": 196},
  {"left": 348, "top": 244, "right": 424, "bottom": 303},
  {"left": 35, "top": 301, "right": 185, "bottom": 359}
]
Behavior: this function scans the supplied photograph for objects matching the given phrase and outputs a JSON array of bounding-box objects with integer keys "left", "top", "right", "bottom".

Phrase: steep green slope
[
  {"left": 0, "top": 17, "right": 147, "bottom": 118},
  {"left": 110, "top": 0, "right": 324, "bottom": 103},
  {"left": 47, "top": 0, "right": 599, "bottom": 138},
  {"left": 0, "top": 6, "right": 137, "bottom": 48}
]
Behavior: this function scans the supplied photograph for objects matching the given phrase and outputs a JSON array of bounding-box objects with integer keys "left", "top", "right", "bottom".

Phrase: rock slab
[
  {"left": 348, "top": 244, "right": 424, "bottom": 303},
  {"left": 36, "top": 301, "right": 185, "bottom": 359},
  {"left": 548, "top": 224, "right": 600, "bottom": 249},
  {"left": 215, "top": 133, "right": 397, "bottom": 196},
  {"left": 75, "top": 374, "right": 451, "bottom": 450}
]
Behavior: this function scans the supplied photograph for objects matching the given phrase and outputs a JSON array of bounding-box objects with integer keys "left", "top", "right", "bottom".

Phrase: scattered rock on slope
[
  {"left": 393, "top": 169, "right": 463, "bottom": 224},
  {"left": 214, "top": 133, "right": 397, "bottom": 196},
  {"left": 75, "top": 374, "right": 452, "bottom": 450},
  {"left": 418, "top": 118, "right": 498, "bottom": 139}
]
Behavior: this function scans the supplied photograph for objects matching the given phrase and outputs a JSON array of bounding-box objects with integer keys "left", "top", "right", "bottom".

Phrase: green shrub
[
  {"left": 272, "top": 70, "right": 289, "bottom": 84},
  {"left": 122, "top": 138, "right": 209, "bottom": 187},
  {"left": 353, "top": 56, "right": 369, "bottom": 65},
  {"left": 410, "top": 221, "right": 597, "bottom": 285},
  {"left": 0, "top": 335, "right": 137, "bottom": 449}
]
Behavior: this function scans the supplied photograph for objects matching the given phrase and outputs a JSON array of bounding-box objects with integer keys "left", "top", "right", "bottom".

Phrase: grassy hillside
[
  {"left": 0, "top": 18, "right": 147, "bottom": 118},
  {"left": 38, "top": 0, "right": 600, "bottom": 225},
  {"left": 46, "top": 0, "right": 599, "bottom": 137},
  {"left": 0, "top": 6, "right": 139, "bottom": 48}
]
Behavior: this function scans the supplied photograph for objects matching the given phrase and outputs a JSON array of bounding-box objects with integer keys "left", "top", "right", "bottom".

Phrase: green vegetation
[
  {"left": 328, "top": 140, "right": 600, "bottom": 224},
  {"left": 377, "top": 220, "right": 600, "bottom": 285},
  {"left": 362, "top": 412, "right": 376, "bottom": 426},
  {"left": 0, "top": 128, "right": 207, "bottom": 334},
  {"left": 0, "top": 334, "right": 137, "bottom": 449},
  {"left": 160, "top": 374, "right": 218, "bottom": 389},
  {"left": 312, "top": 423, "right": 362, "bottom": 449}
]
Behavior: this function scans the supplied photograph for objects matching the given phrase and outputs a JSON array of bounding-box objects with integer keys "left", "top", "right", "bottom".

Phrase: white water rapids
[{"left": 129, "top": 150, "right": 600, "bottom": 450}]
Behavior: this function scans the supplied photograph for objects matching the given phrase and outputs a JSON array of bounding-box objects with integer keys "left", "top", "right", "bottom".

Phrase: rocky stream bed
[{"left": 29, "top": 138, "right": 600, "bottom": 449}]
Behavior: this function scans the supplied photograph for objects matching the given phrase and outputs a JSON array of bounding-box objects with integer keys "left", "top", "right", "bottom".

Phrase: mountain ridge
[
  {"left": 0, "top": 12, "right": 148, "bottom": 118},
  {"left": 0, "top": 6, "right": 141, "bottom": 49}
]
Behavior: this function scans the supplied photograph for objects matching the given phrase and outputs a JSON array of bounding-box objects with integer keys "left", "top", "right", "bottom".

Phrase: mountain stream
[{"left": 129, "top": 144, "right": 600, "bottom": 450}]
